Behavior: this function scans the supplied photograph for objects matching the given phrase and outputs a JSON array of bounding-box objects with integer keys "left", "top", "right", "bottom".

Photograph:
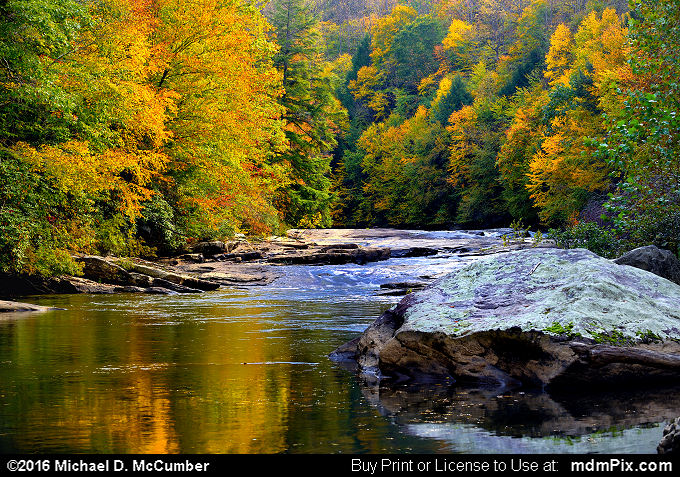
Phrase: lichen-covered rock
[{"left": 331, "top": 248, "right": 680, "bottom": 390}]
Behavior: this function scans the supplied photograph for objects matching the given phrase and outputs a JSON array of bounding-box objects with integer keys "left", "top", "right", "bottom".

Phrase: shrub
[{"left": 547, "top": 221, "right": 624, "bottom": 258}]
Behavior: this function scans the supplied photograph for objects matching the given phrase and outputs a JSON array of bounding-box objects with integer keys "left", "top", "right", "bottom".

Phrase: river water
[{"left": 0, "top": 230, "right": 678, "bottom": 454}]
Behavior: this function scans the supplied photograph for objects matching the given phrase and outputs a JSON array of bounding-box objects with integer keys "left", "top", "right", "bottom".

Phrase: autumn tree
[
  {"left": 442, "top": 18, "right": 476, "bottom": 70},
  {"left": 0, "top": 0, "right": 290, "bottom": 274},
  {"left": 544, "top": 23, "right": 573, "bottom": 86},
  {"left": 151, "top": 0, "right": 287, "bottom": 240}
]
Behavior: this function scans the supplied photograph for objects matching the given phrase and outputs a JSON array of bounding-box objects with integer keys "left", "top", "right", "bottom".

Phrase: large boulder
[
  {"left": 331, "top": 248, "right": 680, "bottom": 390},
  {"left": 614, "top": 245, "right": 680, "bottom": 286},
  {"left": 74, "top": 255, "right": 134, "bottom": 285}
]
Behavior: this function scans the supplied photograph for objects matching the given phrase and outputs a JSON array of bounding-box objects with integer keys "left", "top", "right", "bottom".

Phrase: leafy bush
[
  {"left": 0, "top": 153, "right": 83, "bottom": 276},
  {"left": 136, "top": 194, "right": 185, "bottom": 255},
  {"left": 547, "top": 221, "right": 624, "bottom": 258},
  {"left": 501, "top": 219, "right": 530, "bottom": 246}
]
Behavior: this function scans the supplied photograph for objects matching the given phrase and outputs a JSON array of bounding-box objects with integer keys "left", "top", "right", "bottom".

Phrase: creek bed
[{"left": 0, "top": 230, "right": 676, "bottom": 453}]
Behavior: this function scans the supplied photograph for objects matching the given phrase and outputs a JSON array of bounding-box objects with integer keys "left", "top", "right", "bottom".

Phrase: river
[{"left": 0, "top": 229, "right": 677, "bottom": 453}]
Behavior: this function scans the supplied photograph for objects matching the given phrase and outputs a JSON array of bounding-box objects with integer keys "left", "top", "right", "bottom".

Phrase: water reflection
[
  {"left": 358, "top": 380, "right": 680, "bottom": 453},
  {"left": 0, "top": 290, "right": 433, "bottom": 454}
]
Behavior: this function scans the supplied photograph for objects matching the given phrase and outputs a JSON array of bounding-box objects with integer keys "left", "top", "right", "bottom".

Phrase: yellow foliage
[
  {"left": 545, "top": 24, "right": 573, "bottom": 86},
  {"left": 442, "top": 18, "right": 474, "bottom": 51},
  {"left": 14, "top": 141, "right": 168, "bottom": 219},
  {"left": 575, "top": 9, "right": 627, "bottom": 73},
  {"left": 321, "top": 54, "right": 353, "bottom": 83},
  {"left": 417, "top": 74, "right": 439, "bottom": 96},
  {"left": 447, "top": 106, "right": 478, "bottom": 187},
  {"left": 526, "top": 112, "right": 611, "bottom": 223},
  {"left": 496, "top": 88, "right": 548, "bottom": 198},
  {"left": 350, "top": 65, "right": 393, "bottom": 120},
  {"left": 368, "top": 92, "right": 391, "bottom": 121},
  {"left": 430, "top": 76, "right": 453, "bottom": 111},
  {"left": 152, "top": 0, "right": 288, "bottom": 234},
  {"left": 349, "top": 65, "right": 381, "bottom": 102}
]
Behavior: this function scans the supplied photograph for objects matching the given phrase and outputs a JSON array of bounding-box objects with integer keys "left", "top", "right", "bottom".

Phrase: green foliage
[
  {"left": 448, "top": 100, "right": 510, "bottom": 227},
  {"left": 547, "top": 222, "right": 623, "bottom": 258},
  {"left": 544, "top": 321, "right": 580, "bottom": 339},
  {"left": 589, "top": 327, "right": 633, "bottom": 346},
  {"left": 6, "top": 0, "right": 679, "bottom": 279},
  {"left": 344, "top": 106, "right": 457, "bottom": 227},
  {"left": 333, "top": 2, "right": 628, "bottom": 230},
  {"left": 501, "top": 219, "right": 530, "bottom": 246},
  {"left": 635, "top": 329, "right": 662, "bottom": 344},
  {"left": 599, "top": 0, "right": 680, "bottom": 256},
  {"left": 390, "top": 16, "right": 445, "bottom": 92},
  {"left": 336, "top": 35, "right": 371, "bottom": 119},
  {"left": 0, "top": 151, "right": 84, "bottom": 276},
  {"left": 0, "top": 0, "right": 90, "bottom": 146},
  {"left": 269, "top": 0, "right": 346, "bottom": 228},
  {"left": 93, "top": 213, "right": 140, "bottom": 258},
  {"left": 136, "top": 194, "right": 184, "bottom": 255},
  {"left": 532, "top": 229, "right": 544, "bottom": 247},
  {"left": 498, "top": 48, "right": 545, "bottom": 97}
]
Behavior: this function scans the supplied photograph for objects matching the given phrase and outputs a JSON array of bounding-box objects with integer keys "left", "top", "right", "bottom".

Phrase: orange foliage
[
  {"left": 151, "top": 0, "right": 288, "bottom": 234},
  {"left": 447, "top": 106, "right": 478, "bottom": 188}
]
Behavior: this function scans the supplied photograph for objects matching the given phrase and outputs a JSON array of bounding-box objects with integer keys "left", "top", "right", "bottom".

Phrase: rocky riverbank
[{"left": 0, "top": 228, "right": 539, "bottom": 299}]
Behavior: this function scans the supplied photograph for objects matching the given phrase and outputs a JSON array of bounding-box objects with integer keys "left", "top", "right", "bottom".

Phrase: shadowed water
[{"left": 0, "top": 230, "right": 677, "bottom": 453}]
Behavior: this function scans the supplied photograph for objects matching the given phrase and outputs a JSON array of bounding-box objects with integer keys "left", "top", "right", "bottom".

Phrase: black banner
[{"left": 0, "top": 454, "right": 678, "bottom": 475}]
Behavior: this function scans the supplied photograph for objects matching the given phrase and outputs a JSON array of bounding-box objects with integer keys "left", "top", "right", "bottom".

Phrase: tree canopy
[{"left": 1, "top": 0, "right": 678, "bottom": 276}]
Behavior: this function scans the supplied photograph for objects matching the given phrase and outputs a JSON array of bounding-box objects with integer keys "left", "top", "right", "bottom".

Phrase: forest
[{"left": 1, "top": 0, "right": 678, "bottom": 277}]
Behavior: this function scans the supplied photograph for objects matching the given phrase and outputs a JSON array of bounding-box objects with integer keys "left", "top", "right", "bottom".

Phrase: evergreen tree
[
  {"left": 268, "top": 0, "right": 345, "bottom": 227},
  {"left": 432, "top": 75, "right": 473, "bottom": 124}
]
